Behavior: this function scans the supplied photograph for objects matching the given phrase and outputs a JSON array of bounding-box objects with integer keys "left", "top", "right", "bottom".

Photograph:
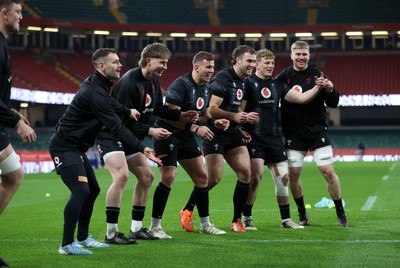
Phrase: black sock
[
  {"left": 294, "top": 196, "right": 306, "bottom": 215},
  {"left": 243, "top": 204, "right": 253, "bottom": 217},
  {"left": 106, "top": 207, "right": 120, "bottom": 224},
  {"left": 232, "top": 181, "right": 250, "bottom": 222},
  {"left": 333, "top": 198, "right": 345, "bottom": 217},
  {"left": 151, "top": 182, "right": 171, "bottom": 219},
  {"left": 279, "top": 204, "right": 290, "bottom": 220},
  {"left": 194, "top": 186, "right": 209, "bottom": 217},
  {"left": 184, "top": 190, "right": 196, "bottom": 211},
  {"left": 132, "top": 206, "right": 145, "bottom": 221}
]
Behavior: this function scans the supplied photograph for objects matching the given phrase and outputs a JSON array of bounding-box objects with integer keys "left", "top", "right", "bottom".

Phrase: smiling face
[
  {"left": 291, "top": 48, "right": 310, "bottom": 71},
  {"left": 256, "top": 57, "right": 275, "bottom": 79},
  {"left": 147, "top": 57, "right": 169, "bottom": 78},
  {"left": 195, "top": 59, "right": 215, "bottom": 84},
  {"left": 235, "top": 52, "right": 256, "bottom": 78},
  {"left": 102, "top": 52, "right": 122, "bottom": 80}
]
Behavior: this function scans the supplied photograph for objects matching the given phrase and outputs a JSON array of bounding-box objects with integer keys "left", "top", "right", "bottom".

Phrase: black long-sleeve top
[
  {"left": 0, "top": 33, "right": 20, "bottom": 129},
  {"left": 53, "top": 71, "right": 145, "bottom": 153},
  {"left": 275, "top": 65, "right": 340, "bottom": 138},
  {"left": 111, "top": 67, "right": 181, "bottom": 140}
]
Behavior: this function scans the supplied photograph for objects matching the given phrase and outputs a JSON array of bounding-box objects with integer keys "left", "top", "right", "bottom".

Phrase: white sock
[
  {"left": 200, "top": 216, "right": 210, "bottom": 228},
  {"left": 131, "top": 220, "right": 143, "bottom": 232},
  {"left": 151, "top": 217, "right": 161, "bottom": 228},
  {"left": 107, "top": 223, "right": 118, "bottom": 238}
]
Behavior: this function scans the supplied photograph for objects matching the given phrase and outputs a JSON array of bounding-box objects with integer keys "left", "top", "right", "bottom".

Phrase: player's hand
[
  {"left": 15, "top": 119, "right": 37, "bottom": 143},
  {"left": 314, "top": 72, "right": 325, "bottom": 88},
  {"left": 194, "top": 126, "right": 214, "bottom": 141},
  {"left": 233, "top": 111, "right": 248, "bottom": 124},
  {"left": 245, "top": 112, "right": 260, "bottom": 124},
  {"left": 180, "top": 110, "right": 199, "bottom": 123},
  {"left": 130, "top": 109, "right": 140, "bottom": 121},
  {"left": 239, "top": 128, "right": 252, "bottom": 144},
  {"left": 12, "top": 108, "right": 30, "bottom": 125},
  {"left": 214, "top": 119, "right": 230, "bottom": 131},
  {"left": 143, "top": 147, "right": 162, "bottom": 166},
  {"left": 149, "top": 127, "right": 172, "bottom": 140}
]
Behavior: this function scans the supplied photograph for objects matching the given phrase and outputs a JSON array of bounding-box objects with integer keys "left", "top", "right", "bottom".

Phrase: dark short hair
[
  {"left": 0, "top": 0, "right": 21, "bottom": 9},
  {"left": 192, "top": 51, "right": 214, "bottom": 65},
  {"left": 139, "top": 43, "right": 171, "bottom": 68},
  {"left": 231, "top": 45, "right": 256, "bottom": 65},
  {"left": 92, "top": 48, "right": 117, "bottom": 66}
]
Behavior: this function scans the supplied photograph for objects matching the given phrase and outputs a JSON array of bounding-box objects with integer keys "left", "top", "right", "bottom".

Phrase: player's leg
[
  {"left": 103, "top": 152, "right": 135, "bottom": 244},
  {"left": 313, "top": 145, "right": 348, "bottom": 227},
  {"left": 75, "top": 155, "right": 109, "bottom": 248},
  {"left": 268, "top": 161, "right": 304, "bottom": 229},
  {"left": 149, "top": 137, "right": 178, "bottom": 239},
  {"left": 57, "top": 162, "right": 93, "bottom": 255},
  {"left": 148, "top": 164, "right": 176, "bottom": 239},
  {"left": 242, "top": 158, "right": 264, "bottom": 231},
  {"left": 0, "top": 144, "right": 23, "bottom": 215},
  {"left": 224, "top": 146, "right": 251, "bottom": 232},
  {"left": 286, "top": 149, "right": 309, "bottom": 225},
  {"left": 126, "top": 152, "right": 156, "bottom": 239},
  {"left": 180, "top": 156, "right": 225, "bottom": 235}
]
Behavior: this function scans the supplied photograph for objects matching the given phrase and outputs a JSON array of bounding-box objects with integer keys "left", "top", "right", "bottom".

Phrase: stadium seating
[
  {"left": 22, "top": 0, "right": 400, "bottom": 26},
  {"left": 319, "top": 54, "right": 400, "bottom": 95},
  {"left": 11, "top": 51, "right": 79, "bottom": 93},
  {"left": 23, "top": 0, "right": 115, "bottom": 23},
  {"left": 329, "top": 127, "right": 400, "bottom": 149}
]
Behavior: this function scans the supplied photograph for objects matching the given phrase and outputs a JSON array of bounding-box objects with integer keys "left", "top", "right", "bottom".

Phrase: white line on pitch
[
  {"left": 382, "top": 175, "right": 389, "bottom": 180},
  {"left": 361, "top": 196, "right": 377, "bottom": 211},
  {"left": 389, "top": 163, "right": 396, "bottom": 171}
]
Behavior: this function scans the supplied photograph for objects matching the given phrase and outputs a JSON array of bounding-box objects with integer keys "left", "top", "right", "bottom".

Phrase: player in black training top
[
  {"left": 150, "top": 51, "right": 229, "bottom": 238},
  {"left": 198, "top": 45, "right": 259, "bottom": 233},
  {"left": 49, "top": 48, "right": 161, "bottom": 255},
  {"left": 0, "top": 1, "right": 36, "bottom": 266},
  {"left": 96, "top": 43, "right": 198, "bottom": 243},
  {"left": 275, "top": 40, "right": 348, "bottom": 227},
  {"left": 241, "top": 49, "right": 323, "bottom": 230}
]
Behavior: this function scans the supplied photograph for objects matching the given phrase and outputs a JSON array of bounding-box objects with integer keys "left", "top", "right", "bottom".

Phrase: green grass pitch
[{"left": 1, "top": 161, "right": 399, "bottom": 267}]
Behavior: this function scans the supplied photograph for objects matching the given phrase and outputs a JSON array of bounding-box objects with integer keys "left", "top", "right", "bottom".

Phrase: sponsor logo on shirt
[
  {"left": 292, "top": 85, "right": 302, "bottom": 93},
  {"left": 196, "top": 97, "right": 205, "bottom": 110},
  {"left": 261, "top": 87, "right": 271, "bottom": 99},
  {"left": 145, "top": 94, "right": 152, "bottom": 107},
  {"left": 236, "top": 88, "right": 243, "bottom": 100},
  {"left": 54, "top": 156, "right": 63, "bottom": 168}
]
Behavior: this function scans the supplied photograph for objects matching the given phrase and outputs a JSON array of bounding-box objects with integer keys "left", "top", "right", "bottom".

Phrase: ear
[
  {"left": 146, "top": 57, "right": 151, "bottom": 65},
  {"left": 0, "top": 8, "right": 7, "bottom": 16}
]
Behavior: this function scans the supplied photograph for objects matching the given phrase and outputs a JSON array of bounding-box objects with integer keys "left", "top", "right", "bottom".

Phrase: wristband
[
  {"left": 185, "top": 123, "right": 192, "bottom": 131},
  {"left": 207, "top": 118, "right": 215, "bottom": 127}
]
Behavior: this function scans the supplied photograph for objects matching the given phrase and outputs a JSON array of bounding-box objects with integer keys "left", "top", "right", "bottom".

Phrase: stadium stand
[
  {"left": 23, "top": 0, "right": 115, "bottom": 23},
  {"left": 11, "top": 51, "right": 79, "bottom": 93},
  {"left": 8, "top": 0, "right": 399, "bottom": 170}
]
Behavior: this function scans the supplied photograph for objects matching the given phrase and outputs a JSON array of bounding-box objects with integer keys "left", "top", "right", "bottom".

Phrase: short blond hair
[
  {"left": 256, "top": 49, "right": 275, "bottom": 62},
  {"left": 291, "top": 40, "right": 309, "bottom": 53}
]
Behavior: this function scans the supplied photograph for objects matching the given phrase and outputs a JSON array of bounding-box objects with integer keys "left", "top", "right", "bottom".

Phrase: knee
[
  {"left": 90, "top": 184, "right": 100, "bottom": 199},
  {"left": 194, "top": 173, "right": 208, "bottom": 188},
  {"left": 250, "top": 173, "right": 262, "bottom": 187},
  {"left": 1, "top": 168, "right": 23, "bottom": 191},
  {"left": 208, "top": 175, "right": 221, "bottom": 189},
  {"left": 320, "top": 166, "right": 336, "bottom": 182},
  {"left": 138, "top": 171, "right": 155, "bottom": 189},
  {"left": 237, "top": 168, "right": 251, "bottom": 183},
  {"left": 113, "top": 172, "right": 129, "bottom": 188}
]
